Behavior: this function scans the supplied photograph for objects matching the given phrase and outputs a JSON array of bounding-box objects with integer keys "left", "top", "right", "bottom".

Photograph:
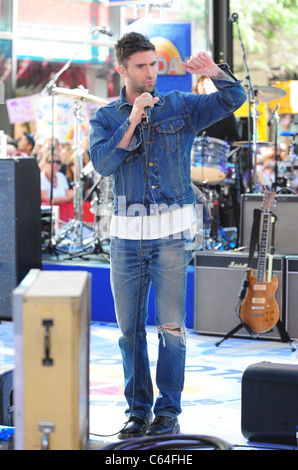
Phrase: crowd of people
[{"left": 4, "top": 131, "right": 95, "bottom": 223}]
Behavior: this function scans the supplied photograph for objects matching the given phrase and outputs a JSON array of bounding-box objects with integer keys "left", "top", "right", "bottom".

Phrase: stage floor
[{"left": 1, "top": 320, "right": 298, "bottom": 451}]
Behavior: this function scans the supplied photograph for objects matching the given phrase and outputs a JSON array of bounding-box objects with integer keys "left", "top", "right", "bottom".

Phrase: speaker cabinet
[
  {"left": 240, "top": 193, "right": 298, "bottom": 255},
  {"left": 285, "top": 257, "right": 298, "bottom": 340},
  {"left": 13, "top": 269, "right": 90, "bottom": 450},
  {"left": 242, "top": 362, "right": 298, "bottom": 446},
  {"left": 0, "top": 369, "right": 13, "bottom": 426},
  {"left": 194, "top": 251, "right": 284, "bottom": 340},
  {"left": 0, "top": 158, "right": 41, "bottom": 320}
]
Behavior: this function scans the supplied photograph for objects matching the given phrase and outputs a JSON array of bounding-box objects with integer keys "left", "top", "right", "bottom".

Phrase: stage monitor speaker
[
  {"left": 0, "top": 157, "right": 41, "bottom": 320},
  {"left": 284, "top": 256, "right": 298, "bottom": 340},
  {"left": 194, "top": 251, "right": 284, "bottom": 340},
  {"left": 240, "top": 193, "right": 298, "bottom": 255},
  {"left": 0, "top": 369, "right": 13, "bottom": 426},
  {"left": 241, "top": 362, "right": 298, "bottom": 446}
]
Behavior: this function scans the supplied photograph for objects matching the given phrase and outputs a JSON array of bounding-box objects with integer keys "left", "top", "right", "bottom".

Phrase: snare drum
[{"left": 191, "top": 136, "right": 230, "bottom": 183}]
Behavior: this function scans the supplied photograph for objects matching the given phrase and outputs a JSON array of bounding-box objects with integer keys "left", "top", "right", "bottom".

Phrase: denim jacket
[{"left": 90, "top": 76, "right": 246, "bottom": 215}]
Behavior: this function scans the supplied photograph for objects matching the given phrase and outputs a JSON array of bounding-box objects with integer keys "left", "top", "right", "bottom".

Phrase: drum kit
[
  {"left": 43, "top": 81, "right": 296, "bottom": 257},
  {"left": 40, "top": 26, "right": 115, "bottom": 259},
  {"left": 190, "top": 83, "right": 296, "bottom": 250},
  {"left": 191, "top": 134, "right": 240, "bottom": 250},
  {"left": 42, "top": 85, "right": 113, "bottom": 260}
]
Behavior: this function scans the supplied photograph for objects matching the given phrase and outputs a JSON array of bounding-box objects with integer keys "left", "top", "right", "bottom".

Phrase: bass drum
[{"left": 191, "top": 136, "right": 230, "bottom": 183}]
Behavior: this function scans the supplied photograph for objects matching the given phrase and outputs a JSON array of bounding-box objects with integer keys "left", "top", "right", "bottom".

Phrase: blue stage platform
[{"left": 42, "top": 260, "right": 195, "bottom": 329}]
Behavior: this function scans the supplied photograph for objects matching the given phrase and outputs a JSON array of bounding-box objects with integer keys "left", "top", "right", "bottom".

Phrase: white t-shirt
[
  {"left": 40, "top": 171, "right": 69, "bottom": 198},
  {"left": 110, "top": 204, "right": 197, "bottom": 240}
]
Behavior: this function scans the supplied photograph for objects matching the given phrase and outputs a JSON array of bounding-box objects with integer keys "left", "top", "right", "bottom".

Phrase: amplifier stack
[
  {"left": 194, "top": 193, "right": 298, "bottom": 342},
  {"left": 193, "top": 251, "right": 285, "bottom": 340},
  {"left": 240, "top": 193, "right": 298, "bottom": 255}
]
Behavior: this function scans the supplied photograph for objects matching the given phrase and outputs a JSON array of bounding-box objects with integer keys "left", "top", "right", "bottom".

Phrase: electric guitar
[{"left": 239, "top": 191, "right": 279, "bottom": 334}]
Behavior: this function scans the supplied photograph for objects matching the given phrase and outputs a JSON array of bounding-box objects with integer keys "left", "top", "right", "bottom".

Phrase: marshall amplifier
[
  {"left": 194, "top": 251, "right": 285, "bottom": 340},
  {"left": 284, "top": 257, "right": 298, "bottom": 340},
  {"left": 240, "top": 193, "right": 298, "bottom": 255}
]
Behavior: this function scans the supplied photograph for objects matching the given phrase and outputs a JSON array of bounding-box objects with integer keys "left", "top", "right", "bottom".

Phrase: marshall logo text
[{"left": 228, "top": 261, "right": 249, "bottom": 269}]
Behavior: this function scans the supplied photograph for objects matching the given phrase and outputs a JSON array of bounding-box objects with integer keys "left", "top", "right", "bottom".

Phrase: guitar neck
[{"left": 257, "top": 212, "right": 270, "bottom": 283}]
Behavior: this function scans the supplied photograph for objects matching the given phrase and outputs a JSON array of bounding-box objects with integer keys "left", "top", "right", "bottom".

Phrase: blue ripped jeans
[{"left": 110, "top": 234, "right": 193, "bottom": 421}]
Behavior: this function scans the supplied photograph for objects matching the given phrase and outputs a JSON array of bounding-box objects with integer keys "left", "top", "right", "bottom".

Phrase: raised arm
[{"left": 181, "top": 51, "right": 235, "bottom": 81}]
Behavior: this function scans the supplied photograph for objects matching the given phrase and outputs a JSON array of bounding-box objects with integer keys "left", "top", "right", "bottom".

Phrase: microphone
[
  {"left": 92, "top": 26, "right": 113, "bottom": 36},
  {"left": 146, "top": 106, "right": 151, "bottom": 124},
  {"left": 267, "top": 103, "right": 280, "bottom": 127},
  {"left": 229, "top": 12, "right": 239, "bottom": 23}
]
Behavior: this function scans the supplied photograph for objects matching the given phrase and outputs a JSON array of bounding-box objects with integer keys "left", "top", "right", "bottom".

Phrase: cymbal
[
  {"left": 232, "top": 141, "right": 273, "bottom": 148},
  {"left": 52, "top": 86, "right": 108, "bottom": 106},
  {"left": 252, "top": 85, "right": 287, "bottom": 102}
]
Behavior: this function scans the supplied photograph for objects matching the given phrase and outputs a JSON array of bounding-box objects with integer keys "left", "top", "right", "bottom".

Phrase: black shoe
[
  {"left": 118, "top": 416, "right": 151, "bottom": 439},
  {"left": 146, "top": 416, "right": 180, "bottom": 436}
]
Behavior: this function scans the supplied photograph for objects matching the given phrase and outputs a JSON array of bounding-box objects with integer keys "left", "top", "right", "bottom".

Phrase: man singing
[{"left": 90, "top": 32, "right": 246, "bottom": 439}]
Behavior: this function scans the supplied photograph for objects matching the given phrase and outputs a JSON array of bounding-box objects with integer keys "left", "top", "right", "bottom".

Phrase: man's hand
[
  {"left": 117, "top": 93, "right": 159, "bottom": 148},
  {"left": 129, "top": 93, "right": 160, "bottom": 125},
  {"left": 180, "top": 51, "right": 221, "bottom": 77}
]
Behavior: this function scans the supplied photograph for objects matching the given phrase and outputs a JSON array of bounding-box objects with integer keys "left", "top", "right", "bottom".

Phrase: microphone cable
[{"left": 90, "top": 117, "right": 152, "bottom": 440}]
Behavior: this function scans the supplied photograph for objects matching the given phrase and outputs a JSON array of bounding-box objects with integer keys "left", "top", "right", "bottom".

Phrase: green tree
[
  {"left": 230, "top": 0, "right": 298, "bottom": 53},
  {"left": 177, "top": 0, "right": 298, "bottom": 78}
]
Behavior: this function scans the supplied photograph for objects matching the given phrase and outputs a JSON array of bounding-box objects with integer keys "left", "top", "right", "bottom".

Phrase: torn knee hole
[
  {"left": 160, "top": 323, "right": 182, "bottom": 333},
  {"left": 157, "top": 323, "right": 186, "bottom": 347}
]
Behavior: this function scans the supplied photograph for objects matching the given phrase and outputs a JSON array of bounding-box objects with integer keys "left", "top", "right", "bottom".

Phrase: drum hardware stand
[
  {"left": 268, "top": 103, "right": 281, "bottom": 191},
  {"left": 206, "top": 186, "right": 219, "bottom": 243},
  {"left": 63, "top": 235, "right": 110, "bottom": 262},
  {"left": 250, "top": 99, "right": 259, "bottom": 192},
  {"left": 55, "top": 98, "right": 91, "bottom": 253},
  {"left": 277, "top": 129, "right": 297, "bottom": 193},
  {"left": 62, "top": 205, "right": 110, "bottom": 262},
  {"left": 215, "top": 209, "right": 296, "bottom": 351},
  {"left": 38, "top": 85, "right": 63, "bottom": 256},
  {"left": 59, "top": 170, "right": 111, "bottom": 261},
  {"left": 230, "top": 13, "right": 258, "bottom": 193},
  {"left": 200, "top": 131, "right": 208, "bottom": 184},
  {"left": 287, "top": 130, "right": 297, "bottom": 190},
  {"left": 40, "top": 34, "right": 84, "bottom": 255},
  {"left": 39, "top": 27, "right": 111, "bottom": 256},
  {"left": 229, "top": 147, "right": 242, "bottom": 247},
  {"left": 83, "top": 172, "right": 101, "bottom": 203}
]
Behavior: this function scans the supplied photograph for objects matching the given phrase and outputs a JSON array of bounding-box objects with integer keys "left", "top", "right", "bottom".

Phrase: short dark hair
[{"left": 115, "top": 32, "right": 155, "bottom": 67}]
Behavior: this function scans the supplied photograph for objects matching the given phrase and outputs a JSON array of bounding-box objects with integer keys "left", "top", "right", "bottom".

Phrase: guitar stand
[
  {"left": 215, "top": 196, "right": 296, "bottom": 352},
  {"left": 215, "top": 320, "right": 296, "bottom": 352},
  {"left": 275, "top": 320, "right": 296, "bottom": 352},
  {"left": 215, "top": 323, "right": 246, "bottom": 347}
]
